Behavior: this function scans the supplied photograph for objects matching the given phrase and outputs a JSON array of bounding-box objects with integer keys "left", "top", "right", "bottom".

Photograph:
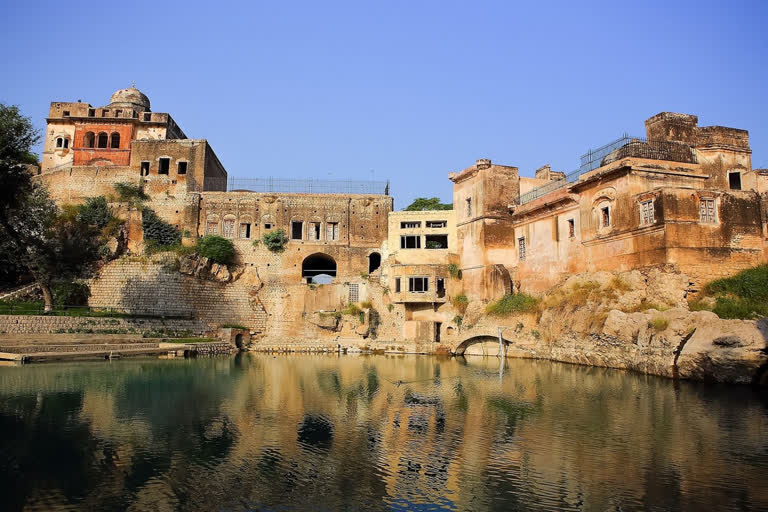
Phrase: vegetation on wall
[
  {"left": 262, "top": 228, "right": 288, "bottom": 252},
  {"left": 691, "top": 264, "right": 768, "bottom": 319},
  {"left": 448, "top": 263, "right": 462, "bottom": 279},
  {"left": 486, "top": 293, "right": 539, "bottom": 316},
  {"left": 404, "top": 197, "right": 452, "bottom": 211},
  {"left": 142, "top": 208, "right": 181, "bottom": 250},
  {"left": 451, "top": 294, "right": 469, "bottom": 314},
  {"left": 196, "top": 235, "right": 235, "bottom": 264},
  {"left": 114, "top": 182, "right": 148, "bottom": 206}
]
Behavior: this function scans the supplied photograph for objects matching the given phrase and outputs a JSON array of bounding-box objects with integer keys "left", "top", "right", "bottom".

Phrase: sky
[{"left": 2, "top": 0, "right": 766, "bottom": 209}]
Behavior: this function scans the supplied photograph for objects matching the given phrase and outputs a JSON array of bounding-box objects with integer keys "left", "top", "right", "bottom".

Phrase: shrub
[
  {"left": 648, "top": 316, "right": 669, "bottom": 331},
  {"left": 387, "top": 304, "right": 394, "bottom": 312},
  {"left": 142, "top": 208, "right": 181, "bottom": 249},
  {"left": 196, "top": 235, "right": 235, "bottom": 264},
  {"left": 453, "top": 315, "right": 463, "bottom": 327},
  {"left": 114, "top": 182, "right": 148, "bottom": 204},
  {"left": 360, "top": 300, "right": 373, "bottom": 309},
  {"left": 448, "top": 263, "right": 462, "bottom": 279},
  {"left": 77, "top": 196, "right": 112, "bottom": 228},
  {"left": 486, "top": 293, "right": 539, "bottom": 316},
  {"left": 342, "top": 303, "right": 362, "bottom": 316},
  {"left": 262, "top": 229, "right": 288, "bottom": 252},
  {"left": 52, "top": 281, "right": 91, "bottom": 306},
  {"left": 704, "top": 264, "right": 768, "bottom": 302},
  {"left": 360, "top": 272, "right": 370, "bottom": 279},
  {"left": 452, "top": 294, "right": 469, "bottom": 313}
]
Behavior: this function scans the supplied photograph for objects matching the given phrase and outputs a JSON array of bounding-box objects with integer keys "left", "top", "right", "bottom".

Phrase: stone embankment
[
  {"left": 0, "top": 314, "right": 205, "bottom": 336},
  {"left": 460, "top": 267, "right": 768, "bottom": 385}
]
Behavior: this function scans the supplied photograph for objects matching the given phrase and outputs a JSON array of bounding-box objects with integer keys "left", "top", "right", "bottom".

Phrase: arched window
[
  {"left": 368, "top": 252, "right": 381, "bottom": 274},
  {"left": 302, "top": 253, "right": 337, "bottom": 284},
  {"left": 110, "top": 132, "right": 120, "bottom": 149},
  {"left": 55, "top": 137, "right": 63, "bottom": 148},
  {"left": 63, "top": 138, "right": 69, "bottom": 148},
  {"left": 97, "top": 132, "right": 108, "bottom": 148},
  {"left": 222, "top": 215, "right": 236, "bottom": 238},
  {"left": 83, "top": 132, "right": 95, "bottom": 148}
]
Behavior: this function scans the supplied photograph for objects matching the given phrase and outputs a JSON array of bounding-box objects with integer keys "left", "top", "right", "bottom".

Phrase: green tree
[
  {"left": 262, "top": 229, "right": 289, "bottom": 252},
  {"left": 0, "top": 104, "right": 105, "bottom": 311},
  {"left": 196, "top": 235, "right": 235, "bottom": 264},
  {"left": 404, "top": 197, "right": 452, "bottom": 211}
]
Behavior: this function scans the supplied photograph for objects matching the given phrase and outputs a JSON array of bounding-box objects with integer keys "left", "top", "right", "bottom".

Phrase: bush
[
  {"left": 52, "top": 282, "right": 91, "bottom": 306},
  {"left": 704, "top": 264, "right": 768, "bottom": 302},
  {"left": 648, "top": 316, "right": 669, "bottom": 331},
  {"left": 196, "top": 235, "right": 235, "bottom": 264},
  {"left": 448, "top": 263, "right": 462, "bottom": 279},
  {"left": 453, "top": 315, "right": 463, "bottom": 327},
  {"left": 114, "top": 182, "right": 148, "bottom": 204},
  {"left": 77, "top": 196, "right": 112, "bottom": 228},
  {"left": 360, "top": 300, "right": 373, "bottom": 309},
  {"left": 142, "top": 208, "right": 181, "bottom": 249},
  {"left": 452, "top": 294, "right": 469, "bottom": 313},
  {"left": 342, "top": 303, "right": 362, "bottom": 316},
  {"left": 486, "top": 293, "right": 539, "bottom": 316},
  {"left": 262, "top": 229, "right": 288, "bottom": 252}
]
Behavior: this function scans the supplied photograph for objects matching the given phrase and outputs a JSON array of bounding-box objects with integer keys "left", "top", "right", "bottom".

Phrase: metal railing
[
  {"left": 0, "top": 303, "right": 195, "bottom": 319},
  {"left": 519, "top": 135, "right": 698, "bottom": 205},
  {"left": 204, "top": 177, "right": 390, "bottom": 195}
]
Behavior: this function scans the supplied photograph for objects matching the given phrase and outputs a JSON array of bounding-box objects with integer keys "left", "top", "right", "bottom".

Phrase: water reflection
[{"left": 0, "top": 354, "right": 767, "bottom": 511}]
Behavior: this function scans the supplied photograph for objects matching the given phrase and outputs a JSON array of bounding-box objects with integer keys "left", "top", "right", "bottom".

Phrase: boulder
[{"left": 210, "top": 263, "right": 231, "bottom": 283}]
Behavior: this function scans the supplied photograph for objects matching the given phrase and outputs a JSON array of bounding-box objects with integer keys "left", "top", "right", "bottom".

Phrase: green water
[{"left": 0, "top": 354, "right": 766, "bottom": 511}]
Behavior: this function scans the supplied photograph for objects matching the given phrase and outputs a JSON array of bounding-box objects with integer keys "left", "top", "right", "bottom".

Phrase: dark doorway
[
  {"left": 302, "top": 253, "right": 337, "bottom": 283},
  {"left": 729, "top": 172, "right": 742, "bottom": 190},
  {"left": 235, "top": 333, "right": 244, "bottom": 350},
  {"left": 368, "top": 252, "right": 381, "bottom": 273},
  {"left": 435, "top": 322, "right": 442, "bottom": 343}
]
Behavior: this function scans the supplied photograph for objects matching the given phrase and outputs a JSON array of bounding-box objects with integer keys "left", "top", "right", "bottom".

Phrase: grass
[
  {"left": 622, "top": 299, "right": 667, "bottom": 313},
  {"left": 697, "top": 264, "right": 768, "bottom": 319},
  {"left": 360, "top": 300, "right": 373, "bottom": 309},
  {"left": 486, "top": 293, "right": 539, "bottom": 316},
  {"left": 451, "top": 294, "right": 469, "bottom": 313},
  {"left": 648, "top": 317, "right": 669, "bottom": 331},
  {"left": 221, "top": 323, "right": 249, "bottom": 330},
  {"left": 687, "top": 299, "right": 713, "bottom": 312},
  {"left": 166, "top": 337, "right": 218, "bottom": 344}
]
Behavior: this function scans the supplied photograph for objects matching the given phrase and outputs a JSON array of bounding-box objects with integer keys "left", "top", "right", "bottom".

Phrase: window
[
  {"left": 83, "top": 132, "right": 95, "bottom": 148},
  {"left": 114, "top": 109, "right": 122, "bottom": 117},
  {"left": 239, "top": 223, "right": 251, "bottom": 239},
  {"left": 567, "top": 218, "right": 575, "bottom": 238},
  {"left": 326, "top": 222, "right": 339, "bottom": 241},
  {"left": 426, "top": 220, "right": 447, "bottom": 228},
  {"left": 401, "top": 221, "right": 421, "bottom": 229},
  {"left": 349, "top": 283, "right": 359, "bottom": 303},
  {"left": 110, "top": 132, "right": 120, "bottom": 148},
  {"left": 222, "top": 218, "right": 235, "bottom": 238},
  {"left": 143, "top": 113, "right": 151, "bottom": 121},
  {"left": 639, "top": 200, "right": 655, "bottom": 226},
  {"left": 56, "top": 137, "right": 63, "bottom": 148},
  {"left": 140, "top": 161, "right": 150, "bottom": 176},
  {"left": 436, "top": 278, "right": 445, "bottom": 298},
  {"left": 62, "top": 110, "right": 70, "bottom": 117},
  {"left": 408, "top": 277, "right": 429, "bottom": 293},
  {"left": 518, "top": 237, "right": 526, "bottom": 261},
  {"left": 97, "top": 132, "right": 108, "bottom": 148},
  {"left": 88, "top": 109, "right": 95, "bottom": 117},
  {"left": 309, "top": 222, "right": 321, "bottom": 241},
  {"left": 158, "top": 158, "right": 170, "bottom": 175},
  {"left": 291, "top": 221, "right": 303, "bottom": 240},
  {"left": 400, "top": 235, "right": 421, "bottom": 249},
  {"left": 63, "top": 138, "right": 69, "bottom": 149},
  {"left": 466, "top": 198, "right": 472, "bottom": 217},
  {"left": 395, "top": 278, "right": 401, "bottom": 293},
  {"left": 101, "top": 109, "right": 109, "bottom": 117},
  {"left": 206, "top": 221, "right": 218, "bottom": 235},
  {"left": 425, "top": 234, "right": 448, "bottom": 249},
  {"left": 600, "top": 206, "right": 610, "bottom": 228},
  {"left": 264, "top": 223, "right": 272, "bottom": 230},
  {"left": 729, "top": 172, "right": 742, "bottom": 190},
  {"left": 700, "top": 198, "right": 716, "bottom": 223},
  {"left": 177, "top": 161, "right": 187, "bottom": 175}
]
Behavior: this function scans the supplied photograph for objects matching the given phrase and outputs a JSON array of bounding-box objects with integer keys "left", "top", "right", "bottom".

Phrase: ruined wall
[
  {"left": 39, "top": 166, "right": 140, "bottom": 204},
  {"left": 0, "top": 315, "right": 204, "bottom": 335}
]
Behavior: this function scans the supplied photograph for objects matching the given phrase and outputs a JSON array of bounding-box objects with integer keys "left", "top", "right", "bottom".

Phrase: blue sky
[{"left": 2, "top": 0, "right": 766, "bottom": 209}]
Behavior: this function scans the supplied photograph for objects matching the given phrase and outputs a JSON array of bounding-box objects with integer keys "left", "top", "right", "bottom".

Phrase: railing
[
  {"left": 518, "top": 135, "right": 698, "bottom": 205},
  {"left": 205, "top": 177, "right": 390, "bottom": 195},
  {"left": 0, "top": 303, "right": 195, "bottom": 319}
]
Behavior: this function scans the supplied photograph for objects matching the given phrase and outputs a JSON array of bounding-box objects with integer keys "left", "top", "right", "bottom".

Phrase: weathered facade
[{"left": 452, "top": 112, "right": 768, "bottom": 297}]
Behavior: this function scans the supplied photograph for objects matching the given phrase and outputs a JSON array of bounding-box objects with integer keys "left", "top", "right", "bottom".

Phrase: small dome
[{"left": 108, "top": 86, "right": 150, "bottom": 111}]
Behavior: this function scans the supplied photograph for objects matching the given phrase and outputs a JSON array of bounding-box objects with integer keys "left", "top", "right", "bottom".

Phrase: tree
[
  {"left": 0, "top": 104, "right": 105, "bottom": 311},
  {"left": 404, "top": 197, "right": 452, "bottom": 211},
  {"left": 196, "top": 235, "right": 235, "bottom": 264}
]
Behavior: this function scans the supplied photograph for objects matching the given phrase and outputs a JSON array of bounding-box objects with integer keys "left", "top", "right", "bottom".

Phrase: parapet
[{"left": 645, "top": 112, "right": 699, "bottom": 144}]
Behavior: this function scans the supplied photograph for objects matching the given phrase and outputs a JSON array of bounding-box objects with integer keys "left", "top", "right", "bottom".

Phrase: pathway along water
[{"left": 0, "top": 354, "right": 766, "bottom": 511}]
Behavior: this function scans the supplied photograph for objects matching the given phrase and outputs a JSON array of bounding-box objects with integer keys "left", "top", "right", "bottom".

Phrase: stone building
[{"left": 452, "top": 112, "right": 768, "bottom": 297}]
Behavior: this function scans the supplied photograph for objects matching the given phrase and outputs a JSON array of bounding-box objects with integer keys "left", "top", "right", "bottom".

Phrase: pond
[{"left": 0, "top": 354, "right": 766, "bottom": 511}]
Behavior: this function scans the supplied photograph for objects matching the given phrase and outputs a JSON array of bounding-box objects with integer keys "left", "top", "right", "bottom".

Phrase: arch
[
  {"left": 109, "top": 132, "right": 120, "bottom": 148},
  {"left": 453, "top": 334, "right": 511, "bottom": 356},
  {"left": 96, "top": 132, "right": 108, "bottom": 148},
  {"left": 302, "top": 253, "right": 337, "bottom": 283},
  {"left": 83, "top": 132, "right": 95, "bottom": 148},
  {"left": 55, "top": 137, "right": 63, "bottom": 148},
  {"left": 222, "top": 214, "right": 236, "bottom": 238},
  {"left": 234, "top": 333, "right": 244, "bottom": 350},
  {"left": 368, "top": 252, "right": 381, "bottom": 273},
  {"left": 205, "top": 214, "right": 220, "bottom": 235}
]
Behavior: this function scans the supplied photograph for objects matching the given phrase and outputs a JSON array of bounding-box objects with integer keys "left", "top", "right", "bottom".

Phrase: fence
[
  {"left": 518, "top": 135, "right": 698, "bottom": 205},
  {"left": 205, "top": 177, "right": 390, "bottom": 195}
]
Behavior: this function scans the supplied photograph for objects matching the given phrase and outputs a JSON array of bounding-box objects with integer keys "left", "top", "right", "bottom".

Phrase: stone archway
[
  {"left": 368, "top": 252, "right": 381, "bottom": 274},
  {"left": 453, "top": 334, "right": 511, "bottom": 356},
  {"left": 302, "top": 253, "right": 337, "bottom": 283}
]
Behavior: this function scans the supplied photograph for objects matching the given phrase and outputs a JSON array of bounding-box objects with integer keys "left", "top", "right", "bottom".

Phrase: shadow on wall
[{"left": 119, "top": 275, "right": 196, "bottom": 317}]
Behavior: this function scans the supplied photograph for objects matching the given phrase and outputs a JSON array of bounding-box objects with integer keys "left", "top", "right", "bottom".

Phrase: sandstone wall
[{"left": 0, "top": 315, "right": 203, "bottom": 335}]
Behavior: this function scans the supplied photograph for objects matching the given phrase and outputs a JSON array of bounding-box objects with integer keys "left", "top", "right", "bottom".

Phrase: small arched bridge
[{"left": 450, "top": 329, "right": 515, "bottom": 356}]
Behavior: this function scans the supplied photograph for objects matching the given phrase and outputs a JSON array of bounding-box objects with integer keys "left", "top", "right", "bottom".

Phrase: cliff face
[{"left": 462, "top": 268, "right": 768, "bottom": 385}]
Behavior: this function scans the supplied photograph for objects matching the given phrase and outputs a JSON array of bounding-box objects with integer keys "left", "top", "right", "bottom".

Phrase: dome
[{"left": 108, "top": 86, "right": 151, "bottom": 111}]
